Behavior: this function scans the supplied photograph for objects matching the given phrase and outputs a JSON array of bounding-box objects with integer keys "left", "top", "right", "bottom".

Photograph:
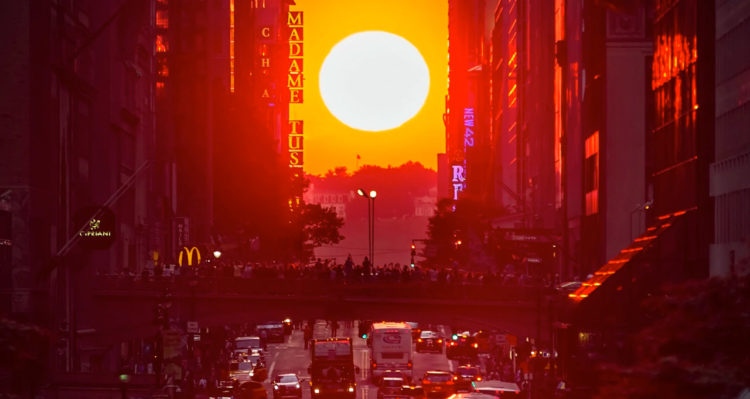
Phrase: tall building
[
  {"left": 710, "top": 0, "right": 750, "bottom": 277},
  {"left": 0, "top": 0, "right": 164, "bottom": 377},
  {"left": 573, "top": 1, "right": 653, "bottom": 277},
  {"left": 485, "top": 0, "right": 559, "bottom": 278},
  {"left": 446, "top": 0, "right": 492, "bottom": 205},
  {"left": 649, "top": 0, "right": 714, "bottom": 279},
  {"left": 487, "top": 0, "right": 556, "bottom": 230},
  {"left": 160, "top": 0, "right": 224, "bottom": 251},
  {"left": 161, "top": 0, "right": 296, "bottom": 260}
]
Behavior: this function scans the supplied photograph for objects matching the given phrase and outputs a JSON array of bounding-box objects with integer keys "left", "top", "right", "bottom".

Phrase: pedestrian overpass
[{"left": 86, "top": 277, "right": 558, "bottom": 346}]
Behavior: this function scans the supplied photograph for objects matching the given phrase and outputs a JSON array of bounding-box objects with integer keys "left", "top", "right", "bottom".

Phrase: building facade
[
  {"left": 710, "top": 0, "right": 750, "bottom": 277},
  {"left": 649, "top": 0, "right": 714, "bottom": 279},
  {"left": 0, "top": 0, "right": 166, "bottom": 378}
]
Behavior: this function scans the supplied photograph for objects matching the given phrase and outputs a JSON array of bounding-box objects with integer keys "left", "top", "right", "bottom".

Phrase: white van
[{"left": 369, "top": 322, "right": 413, "bottom": 382}]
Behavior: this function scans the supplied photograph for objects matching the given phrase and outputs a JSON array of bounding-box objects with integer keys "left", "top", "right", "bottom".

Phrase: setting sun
[
  {"left": 292, "top": 0, "right": 448, "bottom": 175},
  {"left": 319, "top": 31, "right": 430, "bottom": 132}
]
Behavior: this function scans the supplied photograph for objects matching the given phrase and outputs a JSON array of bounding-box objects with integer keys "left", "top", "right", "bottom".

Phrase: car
[
  {"left": 272, "top": 373, "right": 303, "bottom": 399},
  {"left": 446, "top": 333, "right": 478, "bottom": 361},
  {"left": 471, "top": 380, "right": 522, "bottom": 398},
  {"left": 209, "top": 380, "right": 237, "bottom": 399},
  {"left": 421, "top": 371, "right": 456, "bottom": 398},
  {"left": 380, "top": 369, "right": 409, "bottom": 385},
  {"left": 257, "top": 323, "right": 285, "bottom": 343},
  {"left": 246, "top": 353, "right": 264, "bottom": 370},
  {"left": 230, "top": 361, "right": 257, "bottom": 383},
  {"left": 445, "top": 393, "right": 498, "bottom": 399},
  {"left": 377, "top": 376, "right": 407, "bottom": 399},
  {"left": 416, "top": 331, "right": 444, "bottom": 353},
  {"left": 235, "top": 336, "right": 263, "bottom": 354},
  {"left": 453, "top": 365, "right": 482, "bottom": 391},
  {"left": 237, "top": 380, "right": 268, "bottom": 399},
  {"left": 208, "top": 387, "right": 236, "bottom": 399},
  {"left": 235, "top": 347, "right": 266, "bottom": 363},
  {"left": 398, "top": 385, "right": 426, "bottom": 399}
]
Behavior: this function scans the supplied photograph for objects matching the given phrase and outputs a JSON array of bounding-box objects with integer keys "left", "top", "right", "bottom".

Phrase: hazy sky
[{"left": 292, "top": 0, "right": 448, "bottom": 176}]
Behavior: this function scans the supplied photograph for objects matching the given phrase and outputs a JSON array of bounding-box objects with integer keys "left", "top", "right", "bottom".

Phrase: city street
[
  {"left": 3, "top": 0, "right": 744, "bottom": 397},
  {"left": 260, "top": 321, "right": 459, "bottom": 399}
]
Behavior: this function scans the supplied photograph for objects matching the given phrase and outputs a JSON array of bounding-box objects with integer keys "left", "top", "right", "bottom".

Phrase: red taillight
[
  {"left": 438, "top": 339, "right": 443, "bottom": 343},
  {"left": 476, "top": 377, "right": 482, "bottom": 381},
  {"left": 473, "top": 343, "right": 478, "bottom": 348},
  {"left": 423, "top": 380, "right": 431, "bottom": 385},
  {"left": 418, "top": 338, "right": 423, "bottom": 343},
  {"left": 408, "top": 362, "right": 413, "bottom": 368},
  {"left": 372, "top": 363, "right": 377, "bottom": 368}
]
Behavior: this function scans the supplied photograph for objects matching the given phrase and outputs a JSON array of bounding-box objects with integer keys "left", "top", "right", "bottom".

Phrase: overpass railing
[{"left": 93, "top": 274, "right": 550, "bottom": 303}]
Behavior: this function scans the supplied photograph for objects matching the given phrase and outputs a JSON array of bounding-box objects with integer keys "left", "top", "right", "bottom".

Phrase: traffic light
[
  {"left": 358, "top": 320, "right": 372, "bottom": 339},
  {"left": 410, "top": 243, "right": 416, "bottom": 267}
]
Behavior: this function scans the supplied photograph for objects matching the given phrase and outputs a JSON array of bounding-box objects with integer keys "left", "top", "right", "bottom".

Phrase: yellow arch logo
[{"left": 178, "top": 246, "right": 201, "bottom": 266}]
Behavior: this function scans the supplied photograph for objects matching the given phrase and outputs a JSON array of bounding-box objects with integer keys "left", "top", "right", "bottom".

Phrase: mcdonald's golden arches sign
[{"left": 178, "top": 246, "right": 201, "bottom": 267}]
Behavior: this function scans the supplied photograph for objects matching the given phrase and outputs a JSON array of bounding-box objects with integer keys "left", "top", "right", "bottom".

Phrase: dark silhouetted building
[
  {"left": 710, "top": 0, "right": 750, "bottom": 277},
  {"left": 0, "top": 0, "right": 167, "bottom": 381}
]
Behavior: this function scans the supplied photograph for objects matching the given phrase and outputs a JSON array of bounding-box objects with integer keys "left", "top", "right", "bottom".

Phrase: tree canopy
[
  {"left": 593, "top": 273, "right": 750, "bottom": 399},
  {"left": 423, "top": 198, "right": 500, "bottom": 270}
]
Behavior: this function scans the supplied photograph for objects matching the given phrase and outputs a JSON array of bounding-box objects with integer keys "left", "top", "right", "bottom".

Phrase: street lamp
[
  {"left": 357, "top": 189, "right": 377, "bottom": 267},
  {"left": 213, "top": 250, "right": 222, "bottom": 259},
  {"left": 629, "top": 200, "right": 653, "bottom": 240}
]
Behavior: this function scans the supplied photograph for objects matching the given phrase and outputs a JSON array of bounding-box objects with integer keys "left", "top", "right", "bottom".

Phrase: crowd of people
[{"left": 111, "top": 254, "right": 562, "bottom": 290}]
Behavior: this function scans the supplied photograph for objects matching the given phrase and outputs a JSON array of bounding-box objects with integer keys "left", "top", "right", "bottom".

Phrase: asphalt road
[{"left": 260, "top": 321, "right": 461, "bottom": 399}]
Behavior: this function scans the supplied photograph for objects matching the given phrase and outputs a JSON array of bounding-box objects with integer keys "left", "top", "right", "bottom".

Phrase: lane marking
[{"left": 268, "top": 351, "right": 280, "bottom": 377}]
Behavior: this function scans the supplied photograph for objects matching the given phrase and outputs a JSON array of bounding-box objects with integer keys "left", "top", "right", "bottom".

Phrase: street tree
[
  {"left": 423, "top": 198, "right": 499, "bottom": 270},
  {"left": 286, "top": 203, "right": 344, "bottom": 263},
  {"left": 592, "top": 269, "right": 750, "bottom": 399}
]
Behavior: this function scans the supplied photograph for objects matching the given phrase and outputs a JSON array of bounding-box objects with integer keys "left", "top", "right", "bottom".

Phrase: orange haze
[{"left": 292, "top": 0, "right": 448, "bottom": 176}]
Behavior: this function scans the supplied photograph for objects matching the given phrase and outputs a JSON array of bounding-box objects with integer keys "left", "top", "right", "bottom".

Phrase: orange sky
[{"left": 291, "top": 0, "right": 448, "bottom": 176}]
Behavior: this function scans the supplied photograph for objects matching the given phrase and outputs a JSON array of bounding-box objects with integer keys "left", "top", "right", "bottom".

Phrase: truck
[
  {"left": 309, "top": 337, "right": 357, "bottom": 398},
  {"left": 369, "top": 322, "right": 413, "bottom": 383}
]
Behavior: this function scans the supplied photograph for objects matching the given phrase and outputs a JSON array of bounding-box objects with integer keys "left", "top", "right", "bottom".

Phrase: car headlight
[
  {"left": 296, "top": 384, "right": 301, "bottom": 389},
  {"left": 313, "top": 388, "right": 320, "bottom": 394},
  {"left": 274, "top": 386, "right": 279, "bottom": 390},
  {"left": 348, "top": 387, "right": 355, "bottom": 392}
]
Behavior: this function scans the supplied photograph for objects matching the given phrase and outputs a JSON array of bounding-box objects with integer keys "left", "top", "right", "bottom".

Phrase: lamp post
[
  {"left": 629, "top": 200, "right": 653, "bottom": 240},
  {"left": 357, "top": 189, "right": 377, "bottom": 266}
]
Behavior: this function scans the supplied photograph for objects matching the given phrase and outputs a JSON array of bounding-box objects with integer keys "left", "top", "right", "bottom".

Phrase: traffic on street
[{"left": 157, "top": 319, "right": 535, "bottom": 399}]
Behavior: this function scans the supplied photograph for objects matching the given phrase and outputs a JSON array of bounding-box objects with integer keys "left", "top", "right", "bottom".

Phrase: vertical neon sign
[
  {"left": 288, "top": 10, "right": 304, "bottom": 168},
  {"left": 229, "top": 0, "right": 235, "bottom": 93}
]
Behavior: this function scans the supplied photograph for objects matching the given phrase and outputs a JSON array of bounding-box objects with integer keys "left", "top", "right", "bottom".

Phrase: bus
[{"left": 369, "top": 322, "right": 413, "bottom": 382}]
